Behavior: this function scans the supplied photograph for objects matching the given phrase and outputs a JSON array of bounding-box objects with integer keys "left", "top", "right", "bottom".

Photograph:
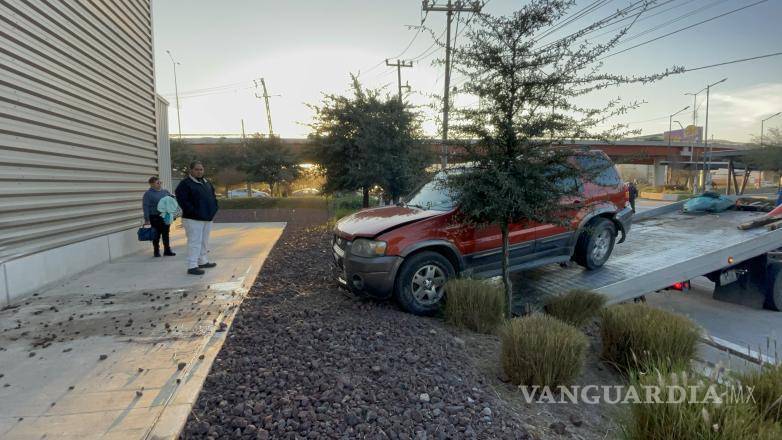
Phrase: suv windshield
[{"left": 405, "top": 177, "right": 456, "bottom": 211}]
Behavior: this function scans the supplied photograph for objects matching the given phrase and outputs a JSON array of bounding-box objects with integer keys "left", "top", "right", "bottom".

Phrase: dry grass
[
  {"left": 600, "top": 303, "right": 700, "bottom": 372},
  {"left": 500, "top": 314, "right": 588, "bottom": 387},
  {"left": 739, "top": 363, "right": 782, "bottom": 423},
  {"left": 444, "top": 279, "right": 505, "bottom": 334},
  {"left": 621, "top": 366, "right": 782, "bottom": 440},
  {"left": 544, "top": 289, "right": 607, "bottom": 327}
]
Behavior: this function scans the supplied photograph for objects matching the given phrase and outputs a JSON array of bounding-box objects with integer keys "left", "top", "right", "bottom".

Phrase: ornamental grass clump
[
  {"left": 738, "top": 362, "right": 782, "bottom": 423},
  {"left": 620, "top": 366, "right": 782, "bottom": 440},
  {"left": 444, "top": 279, "right": 505, "bottom": 334},
  {"left": 600, "top": 303, "right": 700, "bottom": 372},
  {"left": 500, "top": 314, "right": 588, "bottom": 387},
  {"left": 543, "top": 289, "right": 607, "bottom": 327}
]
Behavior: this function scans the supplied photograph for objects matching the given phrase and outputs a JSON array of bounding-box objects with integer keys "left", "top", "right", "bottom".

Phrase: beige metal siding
[
  {"left": 156, "top": 95, "right": 171, "bottom": 191},
  {"left": 0, "top": 0, "right": 157, "bottom": 263}
]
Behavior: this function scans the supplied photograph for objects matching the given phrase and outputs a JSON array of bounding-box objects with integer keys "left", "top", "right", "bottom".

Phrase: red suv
[{"left": 332, "top": 151, "right": 632, "bottom": 315}]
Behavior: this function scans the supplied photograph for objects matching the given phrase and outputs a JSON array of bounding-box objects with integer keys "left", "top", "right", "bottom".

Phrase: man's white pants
[{"left": 183, "top": 219, "right": 212, "bottom": 269}]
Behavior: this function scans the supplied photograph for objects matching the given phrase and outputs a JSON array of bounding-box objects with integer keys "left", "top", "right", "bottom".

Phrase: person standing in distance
[{"left": 175, "top": 161, "right": 219, "bottom": 275}]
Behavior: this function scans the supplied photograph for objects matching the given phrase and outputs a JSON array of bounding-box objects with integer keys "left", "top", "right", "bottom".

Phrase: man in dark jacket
[{"left": 175, "top": 161, "right": 219, "bottom": 275}]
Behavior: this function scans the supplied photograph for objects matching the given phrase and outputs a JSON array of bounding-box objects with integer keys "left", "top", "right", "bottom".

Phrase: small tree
[
  {"left": 170, "top": 139, "right": 196, "bottom": 176},
  {"left": 308, "top": 76, "right": 431, "bottom": 207},
  {"left": 445, "top": 1, "right": 678, "bottom": 317},
  {"left": 240, "top": 136, "right": 301, "bottom": 197}
]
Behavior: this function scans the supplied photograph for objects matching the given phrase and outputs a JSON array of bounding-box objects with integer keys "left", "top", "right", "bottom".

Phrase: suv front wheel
[
  {"left": 394, "top": 251, "right": 455, "bottom": 316},
  {"left": 573, "top": 217, "right": 616, "bottom": 270}
]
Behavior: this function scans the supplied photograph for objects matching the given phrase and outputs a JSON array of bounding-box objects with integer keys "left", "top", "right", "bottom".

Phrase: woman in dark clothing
[{"left": 143, "top": 176, "right": 176, "bottom": 257}]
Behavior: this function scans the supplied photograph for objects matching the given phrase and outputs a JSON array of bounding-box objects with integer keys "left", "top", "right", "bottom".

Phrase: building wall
[{"left": 0, "top": 0, "right": 160, "bottom": 305}]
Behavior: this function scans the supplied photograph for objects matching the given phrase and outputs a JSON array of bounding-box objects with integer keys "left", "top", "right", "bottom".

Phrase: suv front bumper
[{"left": 332, "top": 238, "right": 403, "bottom": 298}]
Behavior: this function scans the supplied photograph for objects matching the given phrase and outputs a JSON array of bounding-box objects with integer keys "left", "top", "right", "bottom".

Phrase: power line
[
  {"left": 359, "top": 12, "right": 429, "bottom": 77},
  {"left": 600, "top": 0, "right": 770, "bottom": 60},
  {"left": 585, "top": 0, "right": 700, "bottom": 41},
  {"left": 534, "top": 0, "right": 614, "bottom": 42},
  {"left": 680, "top": 51, "right": 782, "bottom": 73},
  {"left": 620, "top": 0, "right": 732, "bottom": 44},
  {"left": 537, "top": 0, "right": 655, "bottom": 50},
  {"left": 161, "top": 79, "right": 256, "bottom": 98}
]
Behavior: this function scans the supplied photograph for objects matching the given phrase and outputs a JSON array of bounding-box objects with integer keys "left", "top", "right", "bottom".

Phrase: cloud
[{"left": 711, "top": 83, "right": 782, "bottom": 129}]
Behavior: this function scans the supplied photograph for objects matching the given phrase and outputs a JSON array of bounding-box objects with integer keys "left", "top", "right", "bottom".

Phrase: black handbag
[{"left": 137, "top": 226, "right": 155, "bottom": 242}]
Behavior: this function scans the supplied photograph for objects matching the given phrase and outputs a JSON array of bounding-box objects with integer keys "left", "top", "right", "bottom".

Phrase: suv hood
[{"left": 336, "top": 206, "right": 442, "bottom": 239}]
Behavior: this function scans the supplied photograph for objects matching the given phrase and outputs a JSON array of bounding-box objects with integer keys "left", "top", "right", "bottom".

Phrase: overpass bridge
[{"left": 181, "top": 135, "right": 751, "bottom": 187}]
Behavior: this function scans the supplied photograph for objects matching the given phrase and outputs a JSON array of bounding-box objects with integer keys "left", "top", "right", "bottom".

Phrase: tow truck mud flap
[{"left": 708, "top": 255, "right": 768, "bottom": 309}]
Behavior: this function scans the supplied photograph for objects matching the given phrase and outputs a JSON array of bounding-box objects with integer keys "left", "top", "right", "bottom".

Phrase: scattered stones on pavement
[{"left": 98, "top": 354, "right": 108, "bottom": 361}]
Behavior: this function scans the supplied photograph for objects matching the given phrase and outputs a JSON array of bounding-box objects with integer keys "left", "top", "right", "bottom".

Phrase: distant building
[{"left": 0, "top": 0, "right": 168, "bottom": 306}]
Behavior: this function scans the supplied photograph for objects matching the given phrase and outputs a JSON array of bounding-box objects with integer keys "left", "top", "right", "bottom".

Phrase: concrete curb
[{"left": 700, "top": 334, "right": 778, "bottom": 366}]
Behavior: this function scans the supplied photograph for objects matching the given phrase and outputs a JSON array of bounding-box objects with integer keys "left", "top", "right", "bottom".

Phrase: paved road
[
  {"left": 0, "top": 223, "right": 284, "bottom": 440},
  {"left": 646, "top": 277, "right": 782, "bottom": 366}
]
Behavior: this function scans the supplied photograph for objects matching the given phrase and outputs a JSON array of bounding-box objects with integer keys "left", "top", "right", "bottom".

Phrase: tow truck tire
[
  {"left": 767, "top": 263, "right": 782, "bottom": 312},
  {"left": 394, "top": 251, "right": 455, "bottom": 316},
  {"left": 573, "top": 217, "right": 616, "bottom": 270}
]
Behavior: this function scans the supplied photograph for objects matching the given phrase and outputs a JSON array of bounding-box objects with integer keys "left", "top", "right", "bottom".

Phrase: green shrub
[
  {"left": 500, "top": 314, "right": 588, "bottom": 387},
  {"left": 544, "top": 289, "right": 606, "bottom": 327},
  {"left": 444, "top": 279, "right": 505, "bottom": 334},
  {"left": 621, "top": 367, "right": 782, "bottom": 440},
  {"left": 739, "top": 363, "right": 782, "bottom": 423},
  {"left": 600, "top": 304, "right": 700, "bottom": 372}
]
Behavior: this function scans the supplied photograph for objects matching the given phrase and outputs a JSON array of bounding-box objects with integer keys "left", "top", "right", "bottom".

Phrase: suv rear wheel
[
  {"left": 573, "top": 217, "right": 616, "bottom": 270},
  {"left": 394, "top": 251, "right": 455, "bottom": 316}
]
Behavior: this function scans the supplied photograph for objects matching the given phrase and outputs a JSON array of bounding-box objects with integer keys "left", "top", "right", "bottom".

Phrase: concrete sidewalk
[{"left": 0, "top": 223, "right": 285, "bottom": 439}]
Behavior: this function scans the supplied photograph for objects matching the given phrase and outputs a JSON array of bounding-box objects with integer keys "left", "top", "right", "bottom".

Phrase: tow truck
[{"left": 513, "top": 200, "right": 782, "bottom": 313}]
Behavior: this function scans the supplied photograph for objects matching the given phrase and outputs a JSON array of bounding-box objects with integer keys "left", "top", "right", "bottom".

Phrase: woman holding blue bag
[{"left": 143, "top": 176, "right": 177, "bottom": 257}]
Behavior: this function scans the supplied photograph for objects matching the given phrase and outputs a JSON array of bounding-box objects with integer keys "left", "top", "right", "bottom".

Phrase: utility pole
[
  {"left": 423, "top": 0, "right": 483, "bottom": 168},
  {"left": 254, "top": 78, "right": 276, "bottom": 137},
  {"left": 386, "top": 59, "right": 414, "bottom": 102},
  {"left": 165, "top": 50, "right": 182, "bottom": 140},
  {"left": 241, "top": 119, "right": 246, "bottom": 141},
  {"left": 761, "top": 112, "right": 781, "bottom": 146}
]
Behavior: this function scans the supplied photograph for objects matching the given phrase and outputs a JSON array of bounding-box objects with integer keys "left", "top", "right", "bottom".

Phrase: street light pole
[
  {"left": 703, "top": 78, "right": 727, "bottom": 189},
  {"left": 685, "top": 88, "right": 706, "bottom": 191},
  {"left": 166, "top": 50, "right": 182, "bottom": 140},
  {"left": 761, "top": 112, "right": 781, "bottom": 146},
  {"left": 667, "top": 105, "right": 689, "bottom": 184}
]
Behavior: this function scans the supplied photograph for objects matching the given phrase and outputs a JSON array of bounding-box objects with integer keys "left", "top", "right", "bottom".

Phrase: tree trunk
[
  {"left": 362, "top": 187, "right": 370, "bottom": 208},
  {"left": 501, "top": 221, "right": 513, "bottom": 319}
]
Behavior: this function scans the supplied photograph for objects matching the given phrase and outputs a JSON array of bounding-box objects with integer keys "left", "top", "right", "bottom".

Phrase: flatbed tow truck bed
[{"left": 513, "top": 209, "right": 782, "bottom": 310}]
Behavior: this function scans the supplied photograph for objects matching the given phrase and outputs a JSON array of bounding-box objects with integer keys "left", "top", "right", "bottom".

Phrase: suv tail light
[{"left": 668, "top": 281, "right": 691, "bottom": 291}]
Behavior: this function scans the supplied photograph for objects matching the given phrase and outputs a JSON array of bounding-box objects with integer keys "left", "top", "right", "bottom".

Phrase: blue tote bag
[{"left": 137, "top": 226, "right": 154, "bottom": 242}]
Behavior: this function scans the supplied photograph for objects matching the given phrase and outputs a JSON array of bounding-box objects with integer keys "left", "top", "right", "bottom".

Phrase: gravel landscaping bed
[{"left": 182, "top": 220, "right": 533, "bottom": 439}]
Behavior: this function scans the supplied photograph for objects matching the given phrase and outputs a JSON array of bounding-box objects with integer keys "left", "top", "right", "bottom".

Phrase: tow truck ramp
[{"left": 514, "top": 208, "right": 782, "bottom": 308}]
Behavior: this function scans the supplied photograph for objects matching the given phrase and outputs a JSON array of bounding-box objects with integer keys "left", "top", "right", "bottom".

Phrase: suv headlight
[{"left": 351, "top": 239, "right": 387, "bottom": 257}]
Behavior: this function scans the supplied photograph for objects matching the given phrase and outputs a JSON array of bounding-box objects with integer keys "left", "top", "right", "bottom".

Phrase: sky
[{"left": 152, "top": 0, "right": 782, "bottom": 143}]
